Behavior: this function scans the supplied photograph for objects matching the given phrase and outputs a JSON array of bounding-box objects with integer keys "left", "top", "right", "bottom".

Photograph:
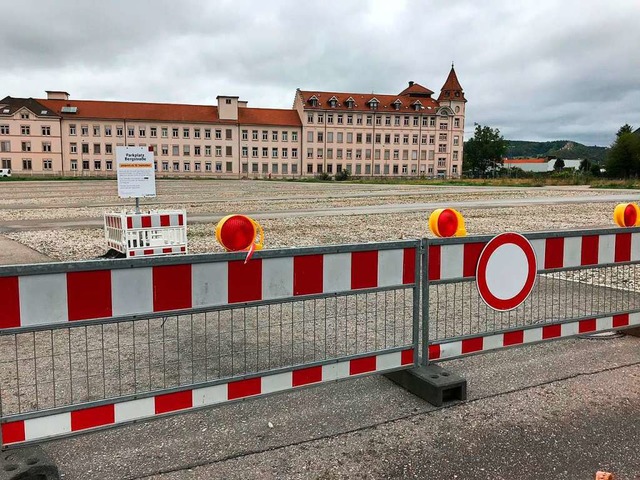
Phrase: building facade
[{"left": 0, "top": 67, "right": 465, "bottom": 178}]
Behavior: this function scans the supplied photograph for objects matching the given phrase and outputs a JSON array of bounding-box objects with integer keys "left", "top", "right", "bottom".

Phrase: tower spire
[{"left": 438, "top": 65, "right": 466, "bottom": 103}]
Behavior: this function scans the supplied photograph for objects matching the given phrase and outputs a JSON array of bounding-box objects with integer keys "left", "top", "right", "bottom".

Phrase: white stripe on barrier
[
  {"left": 19, "top": 273, "right": 68, "bottom": 327},
  {"left": 598, "top": 235, "right": 616, "bottom": 264},
  {"left": 378, "top": 249, "right": 403, "bottom": 287},
  {"left": 263, "top": 257, "right": 294, "bottom": 299},
  {"left": 111, "top": 268, "right": 153, "bottom": 316},
  {"left": 440, "top": 244, "right": 463, "bottom": 280},
  {"left": 323, "top": 253, "right": 351, "bottom": 293},
  {"left": 192, "top": 262, "right": 228, "bottom": 308}
]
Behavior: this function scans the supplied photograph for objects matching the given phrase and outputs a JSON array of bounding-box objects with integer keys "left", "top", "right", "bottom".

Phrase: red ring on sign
[{"left": 476, "top": 232, "right": 537, "bottom": 311}]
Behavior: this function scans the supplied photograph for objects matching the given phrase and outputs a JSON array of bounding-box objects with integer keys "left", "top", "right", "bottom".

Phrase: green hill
[{"left": 505, "top": 140, "right": 608, "bottom": 163}]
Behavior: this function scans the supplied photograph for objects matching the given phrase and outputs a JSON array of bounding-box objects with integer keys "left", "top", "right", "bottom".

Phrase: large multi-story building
[{"left": 0, "top": 67, "right": 465, "bottom": 178}]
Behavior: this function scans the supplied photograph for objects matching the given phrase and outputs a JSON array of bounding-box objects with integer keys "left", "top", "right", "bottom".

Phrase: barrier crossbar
[
  {"left": 0, "top": 240, "right": 421, "bottom": 448},
  {"left": 425, "top": 227, "right": 640, "bottom": 361}
]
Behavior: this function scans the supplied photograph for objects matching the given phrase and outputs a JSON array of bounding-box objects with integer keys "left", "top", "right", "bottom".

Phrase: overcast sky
[{"left": 2, "top": 0, "right": 639, "bottom": 146}]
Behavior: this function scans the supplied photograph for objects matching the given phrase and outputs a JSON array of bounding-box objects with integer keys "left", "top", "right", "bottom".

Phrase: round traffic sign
[{"left": 476, "top": 232, "right": 537, "bottom": 311}]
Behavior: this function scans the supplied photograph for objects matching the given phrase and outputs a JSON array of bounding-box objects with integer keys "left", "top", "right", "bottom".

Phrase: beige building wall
[
  {"left": 0, "top": 108, "right": 63, "bottom": 175},
  {"left": 238, "top": 124, "right": 302, "bottom": 177}
]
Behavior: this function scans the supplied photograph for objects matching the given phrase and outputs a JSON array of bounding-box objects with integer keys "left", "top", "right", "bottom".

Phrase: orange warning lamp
[
  {"left": 613, "top": 203, "right": 640, "bottom": 227},
  {"left": 215, "top": 214, "right": 264, "bottom": 263},
  {"left": 429, "top": 208, "right": 467, "bottom": 237}
]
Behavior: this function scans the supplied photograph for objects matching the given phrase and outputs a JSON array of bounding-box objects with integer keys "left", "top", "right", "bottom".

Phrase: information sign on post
[{"left": 116, "top": 146, "right": 156, "bottom": 199}]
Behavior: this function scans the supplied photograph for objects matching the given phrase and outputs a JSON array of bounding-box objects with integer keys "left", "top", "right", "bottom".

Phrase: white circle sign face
[
  {"left": 476, "top": 233, "right": 537, "bottom": 311},
  {"left": 484, "top": 243, "right": 529, "bottom": 300}
]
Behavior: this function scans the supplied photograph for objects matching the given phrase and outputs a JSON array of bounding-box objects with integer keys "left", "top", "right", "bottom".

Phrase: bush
[
  {"left": 334, "top": 169, "right": 351, "bottom": 181},
  {"left": 316, "top": 172, "right": 331, "bottom": 181}
]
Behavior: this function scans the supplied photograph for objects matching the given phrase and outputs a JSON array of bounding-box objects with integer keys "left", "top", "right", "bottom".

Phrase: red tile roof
[
  {"left": 298, "top": 90, "right": 440, "bottom": 113},
  {"left": 438, "top": 67, "right": 466, "bottom": 102},
  {"left": 238, "top": 107, "right": 301, "bottom": 126},
  {"left": 38, "top": 98, "right": 232, "bottom": 123},
  {"left": 397, "top": 82, "right": 434, "bottom": 96}
]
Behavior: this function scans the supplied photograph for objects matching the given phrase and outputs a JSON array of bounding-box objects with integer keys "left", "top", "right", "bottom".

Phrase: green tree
[
  {"left": 606, "top": 124, "right": 640, "bottom": 178},
  {"left": 463, "top": 124, "right": 507, "bottom": 177},
  {"left": 553, "top": 158, "right": 565, "bottom": 171},
  {"left": 579, "top": 158, "right": 592, "bottom": 173}
]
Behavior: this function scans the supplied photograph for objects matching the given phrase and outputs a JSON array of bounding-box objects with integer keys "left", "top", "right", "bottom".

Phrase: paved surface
[
  {"left": 0, "top": 234, "right": 51, "bottom": 264},
  {"left": 2, "top": 192, "right": 640, "bottom": 232},
  {"left": 37, "top": 335, "right": 640, "bottom": 479}
]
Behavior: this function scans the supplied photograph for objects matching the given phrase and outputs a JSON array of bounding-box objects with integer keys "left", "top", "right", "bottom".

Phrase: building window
[
  {"left": 292, "top": 131, "right": 298, "bottom": 141},
  {"left": 242, "top": 130, "right": 248, "bottom": 141},
  {"left": 172, "top": 128, "right": 179, "bottom": 138},
  {"left": 402, "top": 165, "right": 408, "bottom": 174},
  {"left": 282, "top": 163, "right": 288, "bottom": 174},
  {"left": 183, "top": 127, "right": 189, "bottom": 138},
  {"left": 42, "top": 159, "right": 52, "bottom": 170},
  {"left": 252, "top": 147, "right": 258, "bottom": 158},
  {"left": 215, "top": 146, "right": 222, "bottom": 157},
  {"left": 242, "top": 146, "right": 248, "bottom": 157},
  {"left": 429, "top": 135, "right": 435, "bottom": 145},
  {"left": 439, "top": 133, "right": 447, "bottom": 141},
  {"left": 21, "top": 125, "right": 30, "bottom": 135},
  {"left": 216, "top": 163, "right": 223, "bottom": 173},
  {"left": 317, "top": 148, "right": 323, "bottom": 159},
  {"left": 20, "top": 113, "right": 29, "bottom": 119},
  {"left": 347, "top": 115, "right": 353, "bottom": 125},
  {"left": 91, "top": 143, "right": 99, "bottom": 154},
  {"left": 337, "top": 115, "right": 343, "bottom": 125},
  {"left": 292, "top": 148, "right": 298, "bottom": 158},
  {"left": 263, "top": 131, "right": 269, "bottom": 141},
  {"left": 272, "top": 163, "right": 279, "bottom": 173},
  {"left": 252, "top": 163, "right": 259, "bottom": 173},
  {"left": 252, "top": 130, "right": 258, "bottom": 140},
  {"left": 226, "top": 162, "right": 233, "bottom": 172},
  {"left": 194, "top": 162, "right": 201, "bottom": 172},
  {"left": 150, "top": 127, "right": 157, "bottom": 138},
  {"left": 454, "top": 118, "right": 461, "bottom": 128},
  {"left": 106, "top": 161, "right": 113, "bottom": 170},
  {"left": 403, "top": 135, "right": 409, "bottom": 145},
  {"left": 412, "top": 135, "right": 418, "bottom": 145},
  {"left": 161, "top": 127, "right": 168, "bottom": 138},
  {"left": 440, "top": 122, "right": 448, "bottom": 130},
  {"left": 183, "top": 145, "right": 190, "bottom": 156},
  {"left": 263, "top": 147, "right": 269, "bottom": 158},
  {"left": 70, "top": 160, "right": 77, "bottom": 170},
  {"left": 282, "top": 131, "right": 288, "bottom": 142},
  {"left": 226, "top": 129, "right": 232, "bottom": 140},
  {"left": 307, "top": 113, "right": 314, "bottom": 124},
  {"left": 40, "top": 125, "right": 51, "bottom": 136},
  {"left": 82, "top": 160, "right": 89, "bottom": 170},
  {"left": 162, "top": 161, "right": 169, "bottom": 171},
  {"left": 307, "top": 164, "right": 313, "bottom": 174},
  {"left": 272, "top": 148, "right": 278, "bottom": 158},
  {"left": 453, "top": 151, "right": 459, "bottom": 161},
  {"left": 205, "top": 162, "right": 212, "bottom": 172},
  {"left": 173, "top": 162, "right": 179, "bottom": 171},
  {"left": 70, "top": 143, "right": 77, "bottom": 154},
  {"left": 205, "top": 145, "right": 211, "bottom": 156},
  {"left": 116, "top": 126, "right": 123, "bottom": 137},
  {"left": 21, "top": 142, "right": 31, "bottom": 152},
  {"left": 429, "top": 117, "right": 436, "bottom": 127},
  {"left": 21, "top": 159, "right": 32, "bottom": 170},
  {"left": 204, "top": 129, "right": 211, "bottom": 139},
  {"left": 94, "top": 160, "right": 101, "bottom": 170},
  {"left": 365, "top": 133, "right": 372, "bottom": 143},
  {"left": 194, "top": 128, "right": 200, "bottom": 139},
  {"left": 127, "top": 127, "right": 134, "bottom": 137},
  {"left": 317, "top": 114, "right": 324, "bottom": 124},
  {"left": 172, "top": 145, "right": 179, "bottom": 156},
  {"left": 453, "top": 136, "right": 460, "bottom": 146},
  {"left": 194, "top": 146, "right": 201, "bottom": 156},
  {"left": 69, "top": 124, "right": 77, "bottom": 136},
  {"left": 225, "top": 146, "right": 232, "bottom": 156},
  {"left": 282, "top": 148, "right": 288, "bottom": 158},
  {"left": 42, "top": 142, "right": 52, "bottom": 152},
  {"left": 1, "top": 159, "right": 10, "bottom": 169},
  {"left": 317, "top": 132, "right": 324, "bottom": 142},
  {"left": 0, "top": 125, "right": 8, "bottom": 135},
  {"left": 327, "top": 114, "right": 334, "bottom": 124},
  {"left": 452, "top": 164, "right": 458, "bottom": 174},
  {"left": 184, "top": 162, "right": 190, "bottom": 171},
  {"left": 438, "top": 144, "right": 447, "bottom": 153},
  {"left": 272, "top": 131, "right": 278, "bottom": 141}
]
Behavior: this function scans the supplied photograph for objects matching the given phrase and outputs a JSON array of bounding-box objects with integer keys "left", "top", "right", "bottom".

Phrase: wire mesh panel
[
  {"left": 0, "top": 240, "right": 420, "bottom": 447},
  {"left": 425, "top": 228, "right": 640, "bottom": 361}
]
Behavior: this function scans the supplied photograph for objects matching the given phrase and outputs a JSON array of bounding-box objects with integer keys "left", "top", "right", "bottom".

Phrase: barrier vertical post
[
  {"left": 412, "top": 239, "right": 421, "bottom": 366},
  {"left": 421, "top": 238, "right": 429, "bottom": 366}
]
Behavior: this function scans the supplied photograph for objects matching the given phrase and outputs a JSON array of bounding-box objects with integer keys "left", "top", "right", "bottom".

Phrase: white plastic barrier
[{"left": 104, "top": 210, "right": 188, "bottom": 258}]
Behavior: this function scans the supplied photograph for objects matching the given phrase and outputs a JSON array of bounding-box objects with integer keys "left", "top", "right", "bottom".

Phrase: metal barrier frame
[
  {"left": 424, "top": 227, "right": 640, "bottom": 362},
  {"left": 0, "top": 240, "right": 421, "bottom": 448}
]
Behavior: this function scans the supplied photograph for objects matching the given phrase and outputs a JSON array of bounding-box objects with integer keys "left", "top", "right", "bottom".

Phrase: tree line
[{"left": 463, "top": 123, "right": 640, "bottom": 178}]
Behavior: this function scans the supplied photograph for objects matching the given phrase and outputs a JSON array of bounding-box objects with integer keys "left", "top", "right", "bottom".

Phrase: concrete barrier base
[
  {"left": 0, "top": 446, "right": 59, "bottom": 480},
  {"left": 385, "top": 364, "right": 467, "bottom": 407}
]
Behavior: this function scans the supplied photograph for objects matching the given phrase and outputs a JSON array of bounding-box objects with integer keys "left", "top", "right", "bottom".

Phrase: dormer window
[
  {"left": 345, "top": 97, "right": 355, "bottom": 109},
  {"left": 392, "top": 99, "right": 402, "bottom": 111},
  {"left": 308, "top": 95, "right": 319, "bottom": 107},
  {"left": 368, "top": 97, "right": 379, "bottom": 110},
  {"left": 328, "top": 96, "right": 338, "bottom": 108}
]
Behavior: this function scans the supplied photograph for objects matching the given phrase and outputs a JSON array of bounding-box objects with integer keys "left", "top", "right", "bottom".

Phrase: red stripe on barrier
[
  {"left": 0, "top": 277, "right": 20, "bottom": 329},
  {"left": 613, "top": 313, "right": 630, "bottom": 328},
  {"left": 178, "top": 214, "right": 184, "bottom": 226},
  {"left": 581, "top": 236, "right": 599, "bottom": 266},
  {"left": 428, "top": 344, "right": 441, "bottom": 360},
  {"left": 401, "top": 348, "right": 414, "bottom": 365},
  {"left": 67, "top": 270, "right": 112, "bottom": 321},
  {"left": 143, "top": 249, "right": 154, "bottom": 255},
  {"left": 579, "top": 318, "right": 597, "bottom": 333},
  {"left": 428, "top": 245, "right": 441, "bottom": 281},
  {"left": 180, "top": 247, "right": 186, "bottom": 252},
  {"left": 351, "top": 251, "right": 378, "bottom": 289},
  {"left": 1, "top": 421, "right": 25, "bottom": 444},
  {"left": 292, "top": 366, "right": 322, "bottom": 387},
  {"left": 615, "top": 233, "right": 631, "bottom": 262},
  {"left": 349, "top": 355, "right": 377, "bottom": 375},
  {"left": 461, "top": 337, "right": 483, "bottom": 354},
  {"left": 545, "top": 237, "right": 564, "bottom": 269},
  {"left": 293, "top": 255, "right": 323, "bottom": 295},
  {"left": 153, "top": 264, "right": 192, "bottom": 311},
  {"left": 542, "top": 324, "right": 561, "bottom": 339},
  {"left": 160, "top": 215, "right": 170, "bottom": 227},
  {"left": 162, "top": 248, "right": 172, "bottom": 253},
  {"left": 155, "top": 390, "right": 193, "bottom": 414},
  {"left": 126, "top": 217, "right": 133, "bottom": 229},
  {"left": 228, "top": 259, "right": 262, "bottom": 303},
  {"left": 71, "top": 404, "right": 115, "bottom": 431},
  {"left": 228, "top": 377, "right": 261, "bottom": 400},
  {"left": 463, "top": 243, "right": 485, "bottom": 277},
  {"left": 503, "top": 330, "right": 524, "bottom": 346},
  {"left": 141, "top": 216, "right": 152, "bottom": 228},
  {"left": 402, "top": 247, "right": 416, "bottom": 284}
]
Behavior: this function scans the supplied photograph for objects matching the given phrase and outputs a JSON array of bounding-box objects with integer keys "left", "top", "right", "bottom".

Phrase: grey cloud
[{"left": 2, "top": 0, "right": 639, "bottom": 146}]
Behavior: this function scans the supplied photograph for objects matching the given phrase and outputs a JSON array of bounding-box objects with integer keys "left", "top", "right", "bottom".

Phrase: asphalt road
[{"left": 37, "top": 335, "right": 640, "bottom": 480}]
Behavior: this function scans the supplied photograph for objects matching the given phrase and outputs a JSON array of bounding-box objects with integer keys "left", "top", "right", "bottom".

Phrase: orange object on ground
[
  {"left": 595, "top": 472, "right": 614, "bottom": 480},
  {"left": 613, "top": 202, "right": 640, "bottom": 227},
  {"left": 428, "top": 208, "right": 467, "bottom": 237}
]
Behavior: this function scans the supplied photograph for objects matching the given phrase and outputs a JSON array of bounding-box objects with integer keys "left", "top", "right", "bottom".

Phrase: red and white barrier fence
[{"left": 104, "top": 210, "right": 187, "bottom": 258}]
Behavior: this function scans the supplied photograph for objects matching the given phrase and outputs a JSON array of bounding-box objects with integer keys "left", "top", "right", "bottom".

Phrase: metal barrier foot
[
  {"left": 0, "top": 446, "right": 59, "bottom": 480},
  {"left": 385, "top": 364, "right": 467, "bottom": 407}
]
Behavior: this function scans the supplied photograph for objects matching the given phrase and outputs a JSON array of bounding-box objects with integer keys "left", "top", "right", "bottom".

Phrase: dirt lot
[{"left": 0, "top": 179, "right": 634, "bottom": 261}]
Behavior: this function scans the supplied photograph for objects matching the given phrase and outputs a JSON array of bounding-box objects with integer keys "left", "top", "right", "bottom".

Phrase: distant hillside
[{"left": 505, "top": 140, "right": 609, "bottom": 164}]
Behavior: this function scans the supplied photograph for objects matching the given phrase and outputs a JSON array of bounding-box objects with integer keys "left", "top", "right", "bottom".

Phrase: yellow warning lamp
[
  {"left": 428, "top": 208, "right": 467, "bottom": 237},
  {"left": 215, "top": 214, "right": 264, "bottom": 263},
  {"left": 613, "top": 203, "right": 640, "bottom": 227}
]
